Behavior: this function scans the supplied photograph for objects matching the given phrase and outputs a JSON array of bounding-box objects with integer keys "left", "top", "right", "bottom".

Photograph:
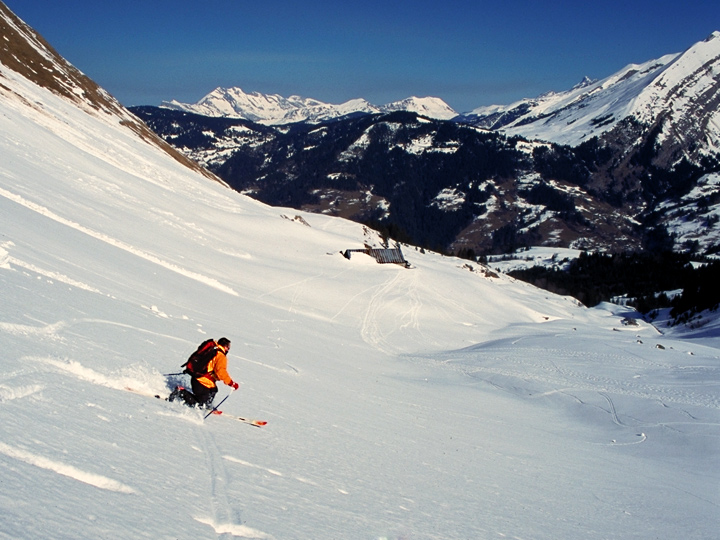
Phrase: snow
[
  {"left": 467, "top": 32, "right": 720, "bottom": 148},
  {"left": 1, "top": 38, "right": 719, "bottom": 540},
  {"left": 163, "top": 87, "right": 459, "bottom": 125},
  {"left": 431, "top": 187, "right": 466, "bottom": 211},
  {"left": 659, "top": 173, "right": 720, "bottom": 252},
  {"left": 498, "top": 54, "right": 677, "bottom": 145},
  {"left": 488, "top": 247, "right": 584, "bottom": 273},
  {"left": 380, "top": 96, "right": 458, "bottom": 120}
]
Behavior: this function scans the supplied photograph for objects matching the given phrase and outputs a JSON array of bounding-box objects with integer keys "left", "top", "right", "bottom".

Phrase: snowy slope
[
  {"left": 463, "top": 32, "right": 720, "bottom": 149},
  {"left": 1, "top": 6, "right": 719, "bottom": 540},
  {"left": 162, "top": 87, "right": 458, "bottom": 124},
  {"left": 462, "top": 55, "right": 676, "bottom": 145},
  {"left": 659, "top": 172, "right": 720, "bottom": 252}
]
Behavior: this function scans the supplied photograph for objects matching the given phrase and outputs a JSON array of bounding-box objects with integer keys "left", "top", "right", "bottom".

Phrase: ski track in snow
[
  {"left": 418, "top": 338, "right": 720, "bottom": 451},
  {"left": 444, "top": 345, "right": 720, "bottom": 410},
  {"left": 0, "top": 442, "right": 135, "bottom": 494},
  {"left": 235, "top": 355, "right": 299, "bottom": 376},
  {"left": 222, "top": 455, "right": 322, "bottom": 490},
  {"left": 3, "top": 254, "right": 102, "bottom": 293},
  {"left": 0, "top": 319, "right": 67, "bottom": 338},
  {"left": 193, "top": 517, "right": 276, "bottom": 540},
  {"left": 599, "top": 391, "right": 627, "bottom": 427},
  {"left": 194, "top": 430, "right": 276, "bottom": 539},
  {"left": 257, "top": 270, "right": 326, "bottom": 313},
  {"left": 361, "top": 270, "right": 404, "bottom": 354},
  {"left": 397, "top": 269, "right": 423, "bottom": 334},
  {"left": 0, "top": 186, "right": 239, "bottom": 296},
  {"left": 223, "top": 456, "right": 283, "bottom": 477},
  {"left": 196, "top": 429, "right": 234, "bottom": 536},
  {"left": 0, "top": 383, "right": 44, "bottom": 401}
]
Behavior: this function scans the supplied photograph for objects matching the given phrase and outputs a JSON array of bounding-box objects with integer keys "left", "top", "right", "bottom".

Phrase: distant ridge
[
  {"left": 134, "top": 31, "right": 720, "bottom": 257},
  {"left": 459, "top": 31, "right": 720, "bottom": 154},
  {"left": 161, "top": 87, "right": 458, "bottom": 125}
]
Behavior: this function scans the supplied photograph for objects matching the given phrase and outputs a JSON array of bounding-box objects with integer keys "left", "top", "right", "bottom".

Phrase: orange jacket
[{"left": 195, "top": 345, "right": 234, "bottom": 389}]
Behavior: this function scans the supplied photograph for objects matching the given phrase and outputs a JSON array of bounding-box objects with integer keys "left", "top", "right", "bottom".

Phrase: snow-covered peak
[
  {"left": 462, "top": 31, "right": 720, "bottom": 150},
  {"left": 162, "top": 87, "right": 457, "bottom": 125},
  {"left": 163, "top": 87, "right": 300, "bottom": 123},
  {"left": 381, "top": 96, "right": 459, "bottom": 120},
  {"left": 571, "top": 76, "right": 597, "bottom": 90},
  {"left": 462, "top": 54, "right": 678, "bottom": 144},
  {"left": 705, "top": 30, "right": 720, "bottom": 42}
]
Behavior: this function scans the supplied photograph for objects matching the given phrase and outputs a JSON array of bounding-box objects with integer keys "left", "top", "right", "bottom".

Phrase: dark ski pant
[
  {"left": 169, "top": 379, "right": 217, "bottom": 408},
  {"left": 191, "top": 378, "right": 218, "bottom": 407}
]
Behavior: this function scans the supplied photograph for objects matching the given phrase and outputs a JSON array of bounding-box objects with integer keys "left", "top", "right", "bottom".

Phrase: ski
[
  {"left": 232, "top": 416, "right": 267, "bottom": 427},
  {"left": 232, "top": 417, "right": 267, "bottom": 427},
  {"left": 124, "top": 386, "right": 163, "bottom": 399},
  {"left": 210, "top": 411, "right": 267, "bottom": 427},
  {"left": 124, "top": 387, "right": 267, "bottom": 426}
]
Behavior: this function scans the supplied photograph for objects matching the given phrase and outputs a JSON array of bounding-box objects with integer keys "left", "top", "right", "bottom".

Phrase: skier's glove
[{"left": 230, "top": 381, "right": 239, "bottom": 390}]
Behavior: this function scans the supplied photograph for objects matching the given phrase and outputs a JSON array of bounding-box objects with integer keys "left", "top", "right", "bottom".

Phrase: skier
[{"left": 169, "top": 337, "right": 239, "bottom": 409}]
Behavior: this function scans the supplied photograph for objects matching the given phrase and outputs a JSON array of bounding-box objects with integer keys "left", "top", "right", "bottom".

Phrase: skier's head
[{"left": 218, "top": 337, "right": 231, "bottom": 351}]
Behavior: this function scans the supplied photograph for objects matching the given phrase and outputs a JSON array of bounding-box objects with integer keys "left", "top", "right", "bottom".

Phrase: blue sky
[{"left": 9, "top": 0, "right": 720, "bottom": 112}]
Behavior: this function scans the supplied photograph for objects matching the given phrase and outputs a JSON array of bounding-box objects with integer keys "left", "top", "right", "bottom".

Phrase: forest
[{"left": 506, "top": 251, "right": 720, "bottom": 324}]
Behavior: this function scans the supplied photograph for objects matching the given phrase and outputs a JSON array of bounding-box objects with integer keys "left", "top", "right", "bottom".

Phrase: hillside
[
  {"left": 0, "top": 2, "right": 220, "bottom": 184},
  {"left": 132, "top": 105, "right": 720, "bottom": 256},
  {"left": 132, "top": 32, "right": 720, "bottom": 258},
  {"left": 1, "top": 4, "right": 719, "bottom": 539},
  {"left": 462, "top": 31, "right": 720, "bottom": 160}
]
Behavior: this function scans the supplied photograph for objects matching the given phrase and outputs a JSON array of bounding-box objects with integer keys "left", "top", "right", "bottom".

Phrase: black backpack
[{"left": 182, "top": 339, "right": 218, "bottom": 377}]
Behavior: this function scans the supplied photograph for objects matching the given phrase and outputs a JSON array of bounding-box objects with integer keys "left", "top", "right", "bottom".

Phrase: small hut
[{"left": 343, "top": 247, "right": 409, "bottom": 267}]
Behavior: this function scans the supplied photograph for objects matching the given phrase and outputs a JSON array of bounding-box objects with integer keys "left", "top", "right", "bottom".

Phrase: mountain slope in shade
[
  {"left": 162, "top": 86, "right": 458, "bottom": 124},
  {"left": 131, "top": 97, "right": 720, "bottom": 256}
]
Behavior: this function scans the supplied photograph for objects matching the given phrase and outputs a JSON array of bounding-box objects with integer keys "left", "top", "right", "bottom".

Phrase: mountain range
[
  {"left": 162, "top": 88, "right": 459, "bottom": 125},
  {"left": 161, "top": 31, "right": 720, "bottom": 161},
  {"left": 462, "top": 32, "right": 720, "bottom": 156},
  {"left": 131, "top": 31, "right": 720, "bottom": 257}
]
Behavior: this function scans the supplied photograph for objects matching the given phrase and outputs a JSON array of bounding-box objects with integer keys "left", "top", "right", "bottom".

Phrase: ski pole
[{"left": 204, "top": 393, "right": 230, "bottom": 419}]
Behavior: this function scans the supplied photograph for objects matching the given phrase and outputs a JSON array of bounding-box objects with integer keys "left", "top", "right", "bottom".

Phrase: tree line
[{"left": 506, "top": 251, "right": 720, "bottom": 324}]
